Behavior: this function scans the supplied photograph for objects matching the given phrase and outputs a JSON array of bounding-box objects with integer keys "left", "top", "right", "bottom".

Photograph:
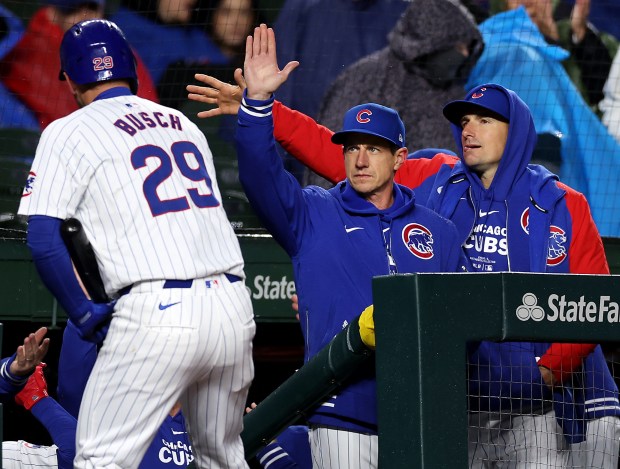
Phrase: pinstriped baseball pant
[
  {"left": 309, "top": 426, "right": 378, "bottom": 469},
  {"left": 74, "top": 279, "right": 255, "bottom": 469},
  {"left": 468, "top": 410, "right": 569, "bottom": 468}
]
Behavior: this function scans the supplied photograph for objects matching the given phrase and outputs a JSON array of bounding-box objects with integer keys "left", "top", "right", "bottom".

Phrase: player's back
[{"left": 21, "top": 92, "right": 244, "bottom": 293}]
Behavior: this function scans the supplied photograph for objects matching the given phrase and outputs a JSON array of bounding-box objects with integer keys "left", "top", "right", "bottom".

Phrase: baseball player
[
  {"left": 235, "top": 24, "right": 467, "bottom": 467},
  {"left": 18, "top": 19, "right": 255, "bottom": 469}
]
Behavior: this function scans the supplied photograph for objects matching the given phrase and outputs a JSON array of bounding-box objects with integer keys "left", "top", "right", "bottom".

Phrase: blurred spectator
[
  {"left": 111, "top": 0, "right": 229, "bottom": 93},
  {"left": 0, "top": 0, "right": 158, "bottom": 130},
  {"left": 159, "top": 0, "right": 261, "bottom": 109},
  {"left": 271, "top": 0, "right": 408, "bottom": 180},
  {"left": 466, "top": 5, "right": 620, "bottom": 237},
  {"left": 501, "top": 0, "right": 615, "bottom": 110},
  {"left": 558, "top": 0, "right": 620, "bottom": 42},
  {"left": 272, "top": 0, "right": 408, "bottom": 121},
  {"left": 309, "top": 0, "right": 482, "bottom": 187},
  {"left": 162, "top": 0, "right": 263, "bottom": 229},
  {"left": 600, "top": 50, "right": 620, "bottom": 144},
  {"left": 0, "top": 4, "right": 38, "bottom": 130}
]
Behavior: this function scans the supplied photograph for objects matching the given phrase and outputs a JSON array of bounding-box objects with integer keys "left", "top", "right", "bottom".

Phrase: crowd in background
[{"left": 0, "top": 0, "right": 619, "bottom": 235}]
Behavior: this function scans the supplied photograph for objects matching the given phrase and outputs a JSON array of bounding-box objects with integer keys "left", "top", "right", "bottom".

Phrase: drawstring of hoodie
[{"left": 379, "top": 215, "right": 398, "bottom": 275}]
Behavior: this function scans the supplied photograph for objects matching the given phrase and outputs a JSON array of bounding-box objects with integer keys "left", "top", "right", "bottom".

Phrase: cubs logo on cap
[
  {"left": 331, "top": 103, "right": 406, "bottom": 148},
  {"left": 442, "top": 83, "right": 510, "bottom": 125}
]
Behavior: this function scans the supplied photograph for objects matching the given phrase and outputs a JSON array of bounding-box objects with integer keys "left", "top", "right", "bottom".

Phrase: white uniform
[
  {"left": 2, "top": 441, "right": 58, "bottom": 469},
  {"left": 19, "top": 92, "right": 255, "bottom": 468}
]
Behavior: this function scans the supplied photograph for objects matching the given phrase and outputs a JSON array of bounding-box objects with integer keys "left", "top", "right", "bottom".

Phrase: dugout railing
[{"left": 373, "top": 272, "right": 620, "bottom": 468}]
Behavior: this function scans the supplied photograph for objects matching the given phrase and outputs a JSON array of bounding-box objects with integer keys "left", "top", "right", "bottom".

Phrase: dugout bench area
[{"left": 0, "top": 228, "right": 619, "bottom": 465}]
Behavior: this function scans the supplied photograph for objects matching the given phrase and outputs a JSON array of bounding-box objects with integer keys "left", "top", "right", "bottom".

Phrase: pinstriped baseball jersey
[
  {"left": 18, "top": 94, "right": 244, "bottom": 294},
  {"left": 2, "top": 441, "right": 58, "bottom": 468}
]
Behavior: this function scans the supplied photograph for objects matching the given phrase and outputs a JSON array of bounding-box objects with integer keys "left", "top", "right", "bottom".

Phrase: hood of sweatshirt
[
  {"left": 332, "top": 180, "right": 417, "bottom": 218},
  {"left": 448, "top": 83, "right": 544, "bottom": 202},
  {"left": 388, "top": 0, "right": 483, "bottom": 80}
]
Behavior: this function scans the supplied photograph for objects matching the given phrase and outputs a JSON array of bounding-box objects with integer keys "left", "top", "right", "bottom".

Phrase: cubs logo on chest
[
  {"left": 520, "top": 208, "right": 567, "bottom": 266},
  {"left": 402, "top": 223, "right": 434, "bottom": 259}
]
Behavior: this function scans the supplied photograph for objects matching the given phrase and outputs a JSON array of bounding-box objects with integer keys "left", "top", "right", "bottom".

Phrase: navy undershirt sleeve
[
  {"left": 31, "top": 397, "right": 76, "bottom": 469},
  {"left": 26, "top": 215, "right": 89, "bottom": 319}
]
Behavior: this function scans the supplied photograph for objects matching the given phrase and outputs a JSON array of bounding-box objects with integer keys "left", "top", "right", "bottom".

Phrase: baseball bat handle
[{"left": 60, "top": 218, "right": 111, "bottom": 303}]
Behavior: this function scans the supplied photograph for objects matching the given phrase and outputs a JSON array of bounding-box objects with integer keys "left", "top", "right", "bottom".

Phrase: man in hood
[{"left": 430, "top": 83, "right": 620, "bottom": 468}]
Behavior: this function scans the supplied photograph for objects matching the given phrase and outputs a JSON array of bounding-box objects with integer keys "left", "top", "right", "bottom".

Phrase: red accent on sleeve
[
  {"left": 273, "top": 101, "right": 345, "bottom": 184},
  {"left": 135, "top": 52, "right": 159, "bottom": 104},
  {"left": 537, "top": 183, "right": 607, "bottom": 384},
  {"left": 558, "top": 182, "right": 609, "bottom": 274},
  {"left": 538, "top": 343, "right": 597, "bottom": 383},
  {"left": 395, "top": 154, "right": 458, "bottom": 189}
]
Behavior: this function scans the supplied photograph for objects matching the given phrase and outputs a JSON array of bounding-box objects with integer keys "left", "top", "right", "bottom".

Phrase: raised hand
[
  {"left": 187, "top": 68, "right": 246, "bottom": 119},
  {"left": 10, "top": 327, "right": 50, "bottom": 376},
  {"left": 244, "top": 24, "right": 299, "bottom": 101}
]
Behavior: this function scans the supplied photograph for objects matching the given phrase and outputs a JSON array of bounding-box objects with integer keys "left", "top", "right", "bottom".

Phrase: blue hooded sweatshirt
[
  {"left": 236, "top": 93, "right": 467, "bottom": 432},
  {"left": 418, "top": 83, "right": 619, "bottom": 440}
]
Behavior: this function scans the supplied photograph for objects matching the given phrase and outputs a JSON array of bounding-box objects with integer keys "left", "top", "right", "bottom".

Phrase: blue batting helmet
[{"left": 59, "top": 19, "right": 138, "bottom": 94}]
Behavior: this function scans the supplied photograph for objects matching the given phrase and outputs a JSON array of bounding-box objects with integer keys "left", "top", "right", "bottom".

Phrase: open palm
[{"left": 244, "top": 24, "right": 299, "bottom": 101}]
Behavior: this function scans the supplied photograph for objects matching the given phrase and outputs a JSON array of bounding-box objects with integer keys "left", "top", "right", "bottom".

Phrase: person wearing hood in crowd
[
  {"left": 310, "top": 0, "right": 482, "bottom": 188},
  {"left": 464, "top": 5, "right": 620, "bottom": 237},
  {"left": 0, "top": 0, "right": 158, "bottom": 130},
  {"left": 501, "top": 0, "right": 615, "bottom": 111}
]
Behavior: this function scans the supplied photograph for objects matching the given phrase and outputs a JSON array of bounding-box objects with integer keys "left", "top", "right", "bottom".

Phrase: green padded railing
[{"left": 373, "top": 272, "right": 620, "bottom": 468}]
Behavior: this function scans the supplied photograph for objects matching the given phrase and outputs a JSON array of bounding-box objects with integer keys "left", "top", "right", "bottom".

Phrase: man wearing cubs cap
[
  {"left": 429, "top": 83, "right": 620, "bottom": 468},
  {"left": 235, "top": 24, "right": 468, "bottom": 468}
]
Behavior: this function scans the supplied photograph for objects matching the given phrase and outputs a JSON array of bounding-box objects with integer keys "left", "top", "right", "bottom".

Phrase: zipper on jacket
[
  {"left": 304, "top": 307, "right": 310, "bottom": 359},
  {"left": 505, "top": 200, "right": 511, "bottom": 272}
]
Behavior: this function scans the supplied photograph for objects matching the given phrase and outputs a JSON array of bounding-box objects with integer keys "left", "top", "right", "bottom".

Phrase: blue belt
[
  {"left": 118, "top": 274, "right": 242, "bottom": 297},
  {"left": 163, "top": 274, "right": 242, "bottom": 288}
]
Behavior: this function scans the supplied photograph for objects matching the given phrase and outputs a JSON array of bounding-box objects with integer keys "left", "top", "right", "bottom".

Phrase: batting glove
[
  {"left": 72, "top": 299, "right": 116, "bottom": 343},
  {"left": 359, "top": 305, "right": 375, "bottom": 349},
  {"left": 15, "top": 363, "right": 48, "bottom": 411}
]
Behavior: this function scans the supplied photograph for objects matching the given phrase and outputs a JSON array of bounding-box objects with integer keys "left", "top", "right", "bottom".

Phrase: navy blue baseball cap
[
  {"left": 331, "top": 103, "right": 406, "bottom": 148},
  {"left": 442, "top": 85, "right": 510, "bottom": 125}
]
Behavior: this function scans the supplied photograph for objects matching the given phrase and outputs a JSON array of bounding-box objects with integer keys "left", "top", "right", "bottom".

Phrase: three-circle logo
[{"left": 516, "top": 293, "right": 545, "bottom": 321}]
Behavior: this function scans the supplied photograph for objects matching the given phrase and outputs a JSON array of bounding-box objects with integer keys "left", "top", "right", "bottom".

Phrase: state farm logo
[
  {"left": 516, "top": 293, "right": 545, "bottom": 321},
  {"left": 516, "top": 292, "right": 620, "bottom": 323}
]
